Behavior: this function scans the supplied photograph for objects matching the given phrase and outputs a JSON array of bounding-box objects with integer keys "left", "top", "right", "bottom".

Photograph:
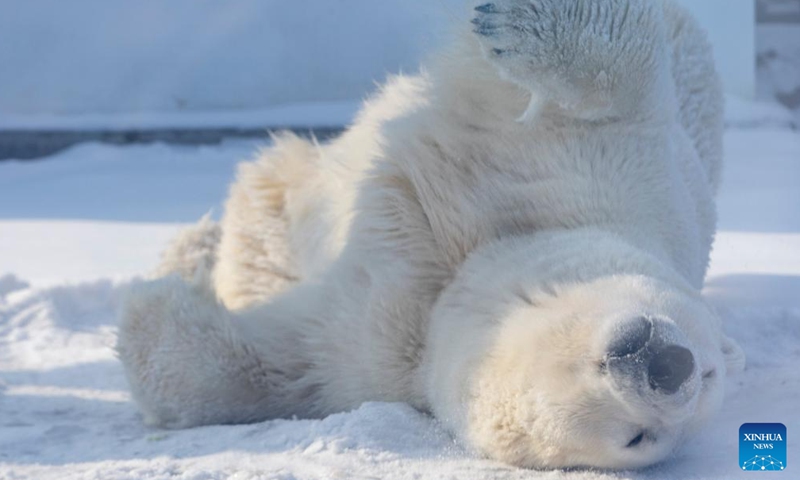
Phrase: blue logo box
[{"left": 740, "top": 423, "right": 787, "bottom": 472}]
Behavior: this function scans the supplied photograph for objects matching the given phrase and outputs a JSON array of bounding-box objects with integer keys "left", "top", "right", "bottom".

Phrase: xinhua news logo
[{"left": 740, "top": 423, "right": 787, "bottom": 472}]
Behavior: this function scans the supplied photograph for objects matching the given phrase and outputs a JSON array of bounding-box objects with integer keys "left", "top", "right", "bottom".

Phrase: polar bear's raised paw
[
  {"left": 472, "top": 2, "right": 549, "bottom": 57},
  {"left": 472, "top": 0, "right": 671, "bottom": 120}
]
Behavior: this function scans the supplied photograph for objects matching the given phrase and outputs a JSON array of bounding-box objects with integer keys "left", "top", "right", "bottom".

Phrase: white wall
[
  {"left": 677, "top": 0, "right": 756, "bottom": 98},
  {"left": 0, "top": 0, "right": 755, "bottom": 119},
  {"left": 0, "top": 0, "right": 460, "bottom": 116}
]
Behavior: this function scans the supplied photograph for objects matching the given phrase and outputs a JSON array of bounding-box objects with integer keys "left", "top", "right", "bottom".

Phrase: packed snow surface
[{"left": 1, "top": 100, "right": 799, "bottom": 479}]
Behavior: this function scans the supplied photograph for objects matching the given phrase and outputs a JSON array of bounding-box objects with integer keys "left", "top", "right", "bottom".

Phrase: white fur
[{"left": 118, "top": 0, "right": 743, "bottom": 470}]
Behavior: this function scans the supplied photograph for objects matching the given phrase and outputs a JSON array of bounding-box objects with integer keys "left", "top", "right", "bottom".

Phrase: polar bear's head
[{"left": 424, "top": 237, "right": 744, "bottom": 470}]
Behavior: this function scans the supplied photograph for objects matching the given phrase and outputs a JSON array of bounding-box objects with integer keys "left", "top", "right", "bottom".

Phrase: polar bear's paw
[
  {"left": 472, "top": 1, "right": 549, "bottom": 59},
  {"left": 472, "top": 0, "right": 669, "bottom": 120},
  {"left": 117, "top": 276, "right": 270, "bottom": 428}
]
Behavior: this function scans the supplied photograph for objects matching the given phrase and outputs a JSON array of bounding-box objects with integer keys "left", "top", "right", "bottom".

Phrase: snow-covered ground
[{"left": 1, "top": 99, "right": 799, "bottom": 479}]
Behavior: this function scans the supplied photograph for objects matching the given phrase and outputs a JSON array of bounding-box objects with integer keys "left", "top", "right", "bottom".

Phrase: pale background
[{"left": 0, "top": 0, "right": 762, "bottom": 119}]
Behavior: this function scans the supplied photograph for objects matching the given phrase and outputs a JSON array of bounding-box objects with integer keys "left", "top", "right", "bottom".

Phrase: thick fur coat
[{"left": 118, "top": 0, "right": 744, "bottom": 469}]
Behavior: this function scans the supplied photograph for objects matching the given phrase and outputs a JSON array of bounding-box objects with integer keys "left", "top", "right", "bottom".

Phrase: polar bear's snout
[
  {"left": 606, "top": 317, "right": 699, "bottom": 404},
  {"left": 607, "top": 316, "right": 654, "bottom": 359},
  {"left": 425, "top": 272, "right": 729, "bottom": 470}
]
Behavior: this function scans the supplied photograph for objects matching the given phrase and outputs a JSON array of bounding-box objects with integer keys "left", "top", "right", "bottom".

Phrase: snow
[
  {"left": 1, "top": 99, "right": 799, "bottom": 479},
  {"left": 724, "top": 94, "right": 798, "bottom": 129},
  {"left": 0, "top": 141, "right": 254, "bottom": 223}
]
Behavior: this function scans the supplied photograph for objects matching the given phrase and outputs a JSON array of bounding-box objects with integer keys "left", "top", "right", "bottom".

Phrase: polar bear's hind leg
[
  {"left": 117, "top": 277, "right": 270, "bottom": 428},
  {"left": 116, "top": 275, "right": 320, "bottom": 428}
]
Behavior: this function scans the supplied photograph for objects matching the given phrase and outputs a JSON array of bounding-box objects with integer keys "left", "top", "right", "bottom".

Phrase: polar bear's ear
[{"left": 722, "top": 335, "right": 746, "bottom": 375}]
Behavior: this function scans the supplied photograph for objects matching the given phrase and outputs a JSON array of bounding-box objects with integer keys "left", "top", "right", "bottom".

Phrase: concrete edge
[{"left": 0, "top": 126, "right": 346, "bottom": 161}]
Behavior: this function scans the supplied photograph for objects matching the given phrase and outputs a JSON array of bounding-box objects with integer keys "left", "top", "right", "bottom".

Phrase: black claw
[
  {"left": 473, "top": 26, "right": 497, "bottom": 37},
  {"left": 475, "top": 3, "right": 498, "bottom": 14}
]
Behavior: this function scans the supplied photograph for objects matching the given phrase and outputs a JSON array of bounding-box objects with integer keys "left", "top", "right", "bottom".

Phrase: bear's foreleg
[{"left": 472, "top": 0, "right": 675, "bottom": 122}]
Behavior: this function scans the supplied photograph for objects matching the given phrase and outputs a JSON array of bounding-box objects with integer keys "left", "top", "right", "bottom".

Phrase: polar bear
[{"left": 117, "top": 0, "right": 745, "bottom": 470}]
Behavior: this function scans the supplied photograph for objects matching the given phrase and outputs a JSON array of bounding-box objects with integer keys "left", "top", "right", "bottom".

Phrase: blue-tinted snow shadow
[
  {"left": 0, "top": 140, "right": 263, "bottom": 223},
  {"left": 704, "top": 274, "right": 800, "bottom": 311}
]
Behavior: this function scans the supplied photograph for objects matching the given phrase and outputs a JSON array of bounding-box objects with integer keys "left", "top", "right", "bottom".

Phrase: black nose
[
  {"left": 648, "top": 345, "right": 695, "bottom": 394},
  {"left": 607, "top": 317, "right": 652, "bottom": 358}
]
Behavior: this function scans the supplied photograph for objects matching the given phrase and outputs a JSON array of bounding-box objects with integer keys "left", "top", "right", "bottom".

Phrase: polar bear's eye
[{"left": 626, "top": 431, "right": 646, "bottom": 448}]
